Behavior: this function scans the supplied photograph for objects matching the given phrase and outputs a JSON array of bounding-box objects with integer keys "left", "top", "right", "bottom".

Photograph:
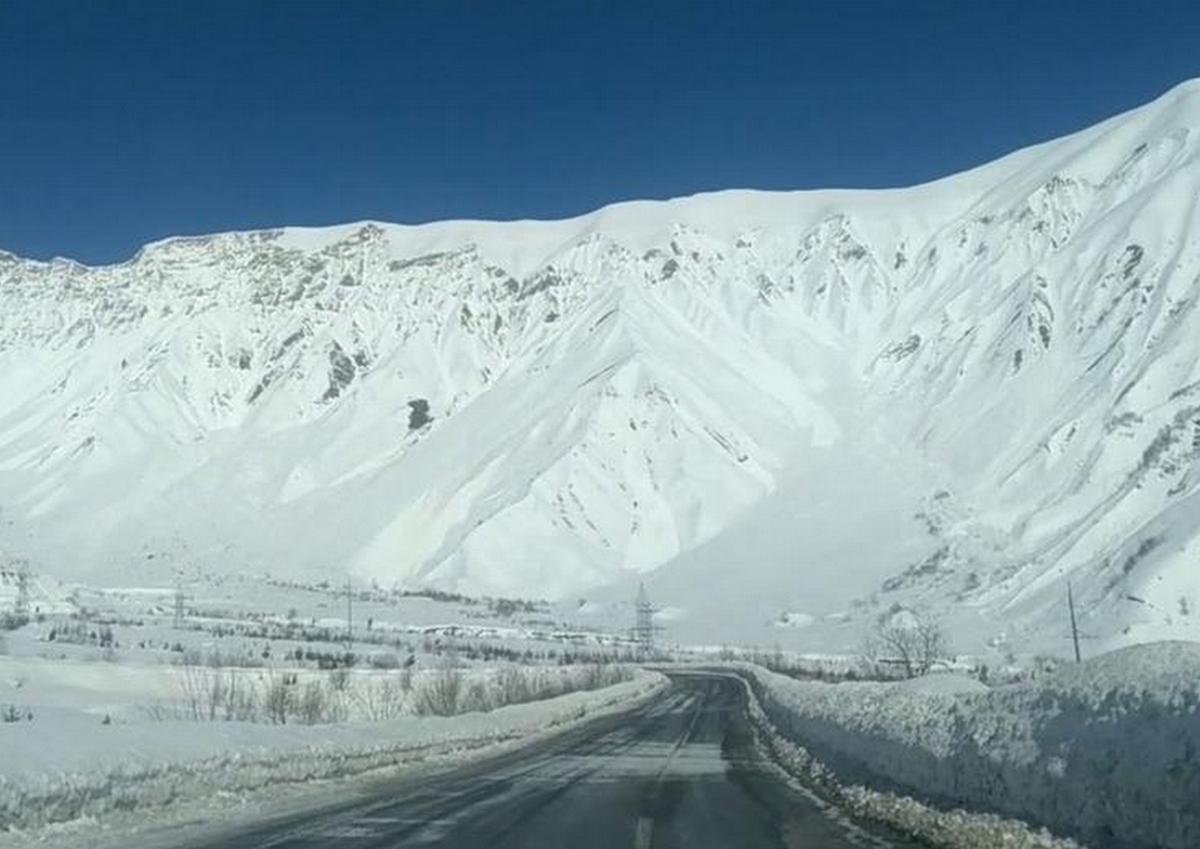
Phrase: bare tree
[{"left": 864, "top": 608, "right": 948, "bottom": 679}]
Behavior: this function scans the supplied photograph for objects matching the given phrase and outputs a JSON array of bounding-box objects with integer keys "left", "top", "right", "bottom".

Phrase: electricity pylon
[{"left": 633, "top": 583, "right": 660, "bottom": 658}]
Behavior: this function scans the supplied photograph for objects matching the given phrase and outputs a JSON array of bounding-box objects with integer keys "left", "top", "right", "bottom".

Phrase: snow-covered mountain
[{"left": 3, "top": 80, "right": 1200, "bottom": 652}]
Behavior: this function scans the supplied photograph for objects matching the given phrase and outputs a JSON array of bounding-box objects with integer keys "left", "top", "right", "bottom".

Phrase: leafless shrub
[
  {"left": 353, "top": 674, "right": 406, "bottom": 721},
  {"left": 263, "top": 670, "right": 297, "bottom": 724},
  {"left": 484, "top": 663, "right": 631, "bottom": 714},
  {"left": 579, "top": 662, "right": 630, "bottom": 691},
  {"left": 531, "top": 670, "right": 560, "bottom": 702},
  {"left": 493, "top": 666, "right": 533, "bottom": 705},
  {"left": 140, "top": 701, "right": 174, "bottom": 722},
  {"left": 177, "top": 665, "right": 262, "bottom": 722},
  {"left": 459, "top": 680, "right": 494, "bottom": 714},
  {"left": 178, "top": 665, "right": 213, "bottom": 721},
  {"left": 228, "top": 672, "right": 260, "bottom": 721},
  {"left": 297, "top": 679, "right": 330, "bottom": 725},
  {"left": 414, "top": 666, "right": 463, "bottom": 716},
  {"left": 328, "top": 667, "right": 351, "bottom": 691},
  {"left": 167, "top": 658, "right": 631, "bottom": 725}
]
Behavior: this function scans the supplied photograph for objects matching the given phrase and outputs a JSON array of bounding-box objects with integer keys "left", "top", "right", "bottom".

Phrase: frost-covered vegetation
[
  {"left": 162, "top": 661, "right": 632, "bottom": 725},
  {"left": 743, "top": 641, "right": 1200, "bottom": 849}
]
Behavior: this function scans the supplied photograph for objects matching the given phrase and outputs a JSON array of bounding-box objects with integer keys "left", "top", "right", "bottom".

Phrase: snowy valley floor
[{"left": 0, "top": 666, "right": 664, "bottom": 847}]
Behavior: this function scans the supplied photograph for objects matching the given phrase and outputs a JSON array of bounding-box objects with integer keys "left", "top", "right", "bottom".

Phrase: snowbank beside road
[
  {"left": 745, "top": 642, "right": 1200, "bottom": 849},
  {"left": 0, "top": 669, "right": 664, "bottom": 835}
]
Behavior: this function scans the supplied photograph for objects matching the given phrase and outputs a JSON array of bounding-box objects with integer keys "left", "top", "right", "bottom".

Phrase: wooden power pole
[{"left": 346, "top": 577, "right": 353, "bottom": 652}]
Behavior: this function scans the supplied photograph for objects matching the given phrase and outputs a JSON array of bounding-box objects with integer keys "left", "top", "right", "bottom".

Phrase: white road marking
[{"left": 634, "top": 815, "right": 654, "bottom": 849}]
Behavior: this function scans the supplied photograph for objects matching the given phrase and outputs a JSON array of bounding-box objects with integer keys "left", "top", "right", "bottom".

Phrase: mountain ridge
[
  {"left": 2, "top": 79, "right": 1200, "bottom": 653},
  {"left": 18, "top": 77, "right": 1200, "bottom": 272}
]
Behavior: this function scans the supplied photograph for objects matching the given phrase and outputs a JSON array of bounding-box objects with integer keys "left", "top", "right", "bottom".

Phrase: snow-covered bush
[{"left": 746, "top": 641, "right": 1200, "bottom": 849}]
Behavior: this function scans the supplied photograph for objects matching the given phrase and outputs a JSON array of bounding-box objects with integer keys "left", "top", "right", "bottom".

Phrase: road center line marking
[{"left": 634, "top": 815, "right": 654, "bottom": 849}]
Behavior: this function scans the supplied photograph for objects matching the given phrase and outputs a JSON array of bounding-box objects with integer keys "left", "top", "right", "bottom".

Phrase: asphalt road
[{"left": 180, "top": 673, "right": 921, "bottom": 849}]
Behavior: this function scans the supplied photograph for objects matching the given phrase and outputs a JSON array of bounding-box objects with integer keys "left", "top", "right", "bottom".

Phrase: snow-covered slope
[{"left": 3, "top": 80, "right": 1200, "bottom": 652}]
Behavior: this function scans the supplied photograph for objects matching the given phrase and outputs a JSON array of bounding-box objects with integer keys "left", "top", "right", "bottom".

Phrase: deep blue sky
[{"left": 2, "top": 1, "right": 1198, "bottom": 265}]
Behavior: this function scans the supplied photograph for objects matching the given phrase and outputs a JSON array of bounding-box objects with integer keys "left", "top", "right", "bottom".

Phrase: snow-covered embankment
[
  {"left": 743, "top": 642, "right": 1200, "bottom": 849},
  {"left": 0, "top": 669, "right": 664, "bottom": 836}
]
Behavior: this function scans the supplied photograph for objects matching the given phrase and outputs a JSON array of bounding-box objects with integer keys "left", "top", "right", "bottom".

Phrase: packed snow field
[{"left": 743, "top": 641, "right": 1200, "bottom": 849}]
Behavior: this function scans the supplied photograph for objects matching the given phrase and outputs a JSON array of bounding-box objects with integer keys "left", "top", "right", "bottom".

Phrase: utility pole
[
  {"left": 345, "top": 577, "right": 353, "bottom": 652},
  {"left": 173, "top": 579, "right": 186, "bottom": 630},
  {"left": 14, "top": 562, "right": 31, "bottom": 620},
  {"left": 1067, "top": 581, "right": 1081, "bottom": 664}
]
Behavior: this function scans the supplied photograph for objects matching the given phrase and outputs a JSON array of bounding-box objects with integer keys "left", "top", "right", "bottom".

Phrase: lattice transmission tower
[{"left": 633, "top": 583, "right": 661, "bottom": 658}]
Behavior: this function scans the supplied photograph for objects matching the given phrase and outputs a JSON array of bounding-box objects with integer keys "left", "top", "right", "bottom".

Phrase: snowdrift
[{"left": 746, "top": 642, "right": 1200, "bottom": 849}]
